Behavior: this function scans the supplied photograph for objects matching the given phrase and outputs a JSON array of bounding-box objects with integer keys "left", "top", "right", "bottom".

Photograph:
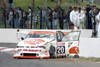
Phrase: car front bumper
[{"left": 13, "top": 48, "right": 50, "bottom": 59}]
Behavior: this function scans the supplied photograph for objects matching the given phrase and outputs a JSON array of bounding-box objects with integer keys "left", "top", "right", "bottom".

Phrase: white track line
[{"left": 0, "top": 47, "right": 15, "bottom": 52}]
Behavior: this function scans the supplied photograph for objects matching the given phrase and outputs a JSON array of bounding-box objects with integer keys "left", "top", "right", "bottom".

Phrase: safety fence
[
  {"left": 0, "top": 6, "right": 70, "bottom": 29},
  {"left": 0, "top": 0, "right": 87, "bottom": 29}
]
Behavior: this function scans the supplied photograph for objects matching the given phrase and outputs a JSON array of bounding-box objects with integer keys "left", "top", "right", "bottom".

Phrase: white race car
[{"left": 14, "top": 30, "right": 80, "bottom": 59}]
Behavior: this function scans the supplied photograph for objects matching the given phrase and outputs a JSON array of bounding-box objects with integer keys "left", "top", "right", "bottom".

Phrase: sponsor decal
[
  {"left": 56, "top": 46, "right": 65, "bottom": 54},
  {"left": 17, "top": 49, "right": 41, "bottom": 52},
  {"left": 28, "top": 31, "right": 55, "bottom": 35},
  {"left": 24, "top": 39, "right": 45, "bottom": 45},
  {"left": 69, "top": 46, "right": 79, "bottom": 54},
  {"left": 57, "top": 42, "right": 65, "bottom": 45}
]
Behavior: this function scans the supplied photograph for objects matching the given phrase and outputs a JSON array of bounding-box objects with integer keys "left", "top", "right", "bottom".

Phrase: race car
[{"left": 13, "top": 30, "right": 80, "bottom": 59}]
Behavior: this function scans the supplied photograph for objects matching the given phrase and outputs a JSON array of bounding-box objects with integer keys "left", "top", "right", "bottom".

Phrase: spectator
[
  {"left": 96, "top": 11, "right": 100, "bottom": 38},
  {"left": 77, "top": 7, "right": 85, "bottom": 29},
  {"left": 52, "top": 9, "right": 59, "bottom": 29},
  {"left": 6, "top": 10, "right": 10, "bottom": 27},
  {"left": 47, "top": 10, "right": 52, "bottom": 29},
  {"left": 9, "top": 10, "right": 13, "bottom": 27},
  {"left": 63, "top": 10, "right": 67, "bottom": 29},
  {"left": 18, "top": 9, "right": 23, "bottom": 29},
  {"left": 58, "top": 9, "right": 64, "bottom": 29},
  {"left": 9, "top": 0, "right": 13, "bottom": 8},
  {"left": 17, "top": 9, "right": 22, "bottom": 28},
  {"left": 85, "top": 4, "right": 92, "bottom": 29},
  {"left": 70, "top": 7, "right": 79, "bottom": 28},
  {"left": 33, "top": 12, "right": 39, "bottom": 29},
  {"left": 23, "top": 9, "right": 29, "bottom": 29},
  {"left": 67, "top": 6, "right": 73, "bottom": 28},
  {"left": 28, "top": 9, "right": 31, "bottom": 27},
  {"left": 70, "top": 22, "right": 78, "bottom": 31},
  {"left": 90, "top": 7, "right": 99, "bottom": 36},
  {"left": 42, "top": 7, "right": 47, "bottom": 29},
  {"left": 14, "top": 8, "right": 20, "bottom": 28}
]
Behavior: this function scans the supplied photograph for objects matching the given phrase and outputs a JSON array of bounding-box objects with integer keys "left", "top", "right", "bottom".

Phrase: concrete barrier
[
  {"left": 1, "top": 29, "right": 100, "bottom": 58},
  {"left": 79, "top": 38, "right": 100, "bottom": 58},
  {"left": 0, "top": 29, "right": 18, "bottom": 43},
  {"left": 0, "top": 29, "right": 92, "bottom": 43}
]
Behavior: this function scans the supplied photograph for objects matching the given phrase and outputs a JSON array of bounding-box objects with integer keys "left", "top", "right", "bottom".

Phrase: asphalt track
[{"left": 0, "top": 43, "right": 100, "bottom": 67}]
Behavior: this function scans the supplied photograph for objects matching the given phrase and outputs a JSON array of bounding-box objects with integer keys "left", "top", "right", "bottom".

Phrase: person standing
[
  {"left": 23, "top": 10, "right": 29, "bottom": 29},
  {"left": 28, "top": 9, "right": 31, "bottom": 28},
  {"left": 9, "top": 10, "right": 13, "bottom": 27},
  {"left": 77, "top": 7, "right": 85, "bottom": 29},
  {"left": 14, "top": 8, "right": 20, "bottom": 28},
  {"left": 85, "top": 4, "right": 92, "bottom": 29},
  {"left": 96, "top": 11, "right": 100, "bottom": 38},
  {"left": 70, "top": 7, "right": 79, "bottom": 28},
  {"left": 9, "top": 0, "right": 13, "bottom": 8},
  {"left": 47, "top": 10, "right": 52, "bottom": 29},
  {"left": 90, "top": 7, "right": 99, "bottom": 36},
  {"left": 52, "top": 10, "right": 59, "bottom": 29},
  {"left": 67, "top": 6, "right": 73, "bottom": 28},
  {"left": 58, "top": 9, "right": 63, "bottom": 29},
  {"left": 42, "top": 7, "right": 47, "bottom": 29}
]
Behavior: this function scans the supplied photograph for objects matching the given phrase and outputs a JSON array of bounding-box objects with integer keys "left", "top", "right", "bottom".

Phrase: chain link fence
[{"left": 0, "top": 0, "right": 90, "bottom": 29}]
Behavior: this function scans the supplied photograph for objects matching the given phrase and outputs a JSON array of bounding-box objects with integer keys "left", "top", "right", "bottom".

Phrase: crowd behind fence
[{"left": 0, "top": 4, "right": 100, "bottom": 36}]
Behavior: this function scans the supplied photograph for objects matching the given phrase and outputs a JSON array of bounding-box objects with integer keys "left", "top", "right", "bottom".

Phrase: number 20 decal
[{"left": 56, "top": 46, "right": 65, "bottom": 54}]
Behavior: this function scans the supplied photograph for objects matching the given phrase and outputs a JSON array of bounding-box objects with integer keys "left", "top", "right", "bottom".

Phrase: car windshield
[{"left": 25, "top": 34, "right": 55, "bottom": 39}]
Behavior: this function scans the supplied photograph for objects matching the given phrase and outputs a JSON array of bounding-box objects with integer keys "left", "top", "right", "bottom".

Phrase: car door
[
  {"left": 61, "top": 31, "right": 81, "bottom": 56},
  {"left": 56, "top": 31, "right": 66, "bottom": 57}
]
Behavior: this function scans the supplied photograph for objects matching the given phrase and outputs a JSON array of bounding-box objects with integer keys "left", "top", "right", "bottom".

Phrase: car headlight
[{"left": 17, "top": 46, "right": 24, "bottom": 48}]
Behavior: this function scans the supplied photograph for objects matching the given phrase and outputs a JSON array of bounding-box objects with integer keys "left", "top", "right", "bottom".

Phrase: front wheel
[{"left": 49, "top": 45, "right": 55, "bottom": 58}]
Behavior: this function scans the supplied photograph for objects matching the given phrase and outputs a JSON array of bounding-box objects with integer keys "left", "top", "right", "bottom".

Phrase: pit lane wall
[{"left": 0, "top": 29, "right": 100, "bottom": 58}]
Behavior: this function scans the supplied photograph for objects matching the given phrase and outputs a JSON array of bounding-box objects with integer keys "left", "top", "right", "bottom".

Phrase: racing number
[{"left": 56, "top": 46, "right": 65, "bottom": 54}]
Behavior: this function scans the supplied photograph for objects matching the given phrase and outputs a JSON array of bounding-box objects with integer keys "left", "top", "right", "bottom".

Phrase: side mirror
[{"left": 21, "top": 37, "right": 24, "bottom": 40}]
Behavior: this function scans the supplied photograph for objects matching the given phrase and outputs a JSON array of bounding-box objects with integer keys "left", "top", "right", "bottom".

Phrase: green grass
[
  {"left": 79, "top": 57, "right": 100, "bottom": 62},
  {"left": 12, "top": 0, "right": 100, "bottom": 11},
  {"left": 67, "top": 56, "right": 100, "bottom": 62}
]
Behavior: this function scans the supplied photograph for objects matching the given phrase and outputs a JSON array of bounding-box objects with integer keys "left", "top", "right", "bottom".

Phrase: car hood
[{"left": 18, "top": 38, "right": 54, "bottom": 46}]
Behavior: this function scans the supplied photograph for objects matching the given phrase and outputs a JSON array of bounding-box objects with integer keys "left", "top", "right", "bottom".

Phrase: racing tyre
[{"left": 49, "top": 45, "right": 55, "bottom": 58}]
